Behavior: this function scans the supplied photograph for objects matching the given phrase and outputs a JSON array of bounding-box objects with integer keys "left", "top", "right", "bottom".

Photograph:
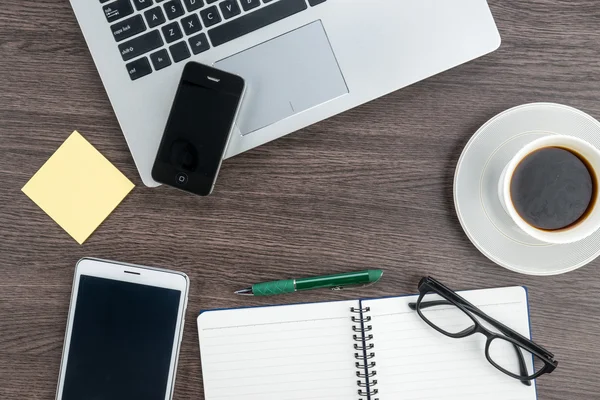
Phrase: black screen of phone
[
  {"left": 61, "top": 275, "right": 181, "bottom": 400},
  {"left": 154, "top": 79, "right": 242, "bottom": 193}
]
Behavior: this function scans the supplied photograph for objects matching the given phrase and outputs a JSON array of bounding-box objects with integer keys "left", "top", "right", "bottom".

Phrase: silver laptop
[{"left": 70, "top": 0, "right": 500, "bottom": 187}]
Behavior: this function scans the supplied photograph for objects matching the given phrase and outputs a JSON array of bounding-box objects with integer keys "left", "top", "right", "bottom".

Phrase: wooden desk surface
[{"left": 1, "top": 1, "right": 599, "bottom": 399}]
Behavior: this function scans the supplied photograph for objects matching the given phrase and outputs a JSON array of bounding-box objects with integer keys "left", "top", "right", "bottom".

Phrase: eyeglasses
[{"left": 408, "top": 277, "right": 558, "bottom": 385}]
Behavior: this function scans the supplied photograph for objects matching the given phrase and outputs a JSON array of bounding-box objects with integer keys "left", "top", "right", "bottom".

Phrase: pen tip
[{"left": 234, "top": 288, "right": 253, "bottom": 296}]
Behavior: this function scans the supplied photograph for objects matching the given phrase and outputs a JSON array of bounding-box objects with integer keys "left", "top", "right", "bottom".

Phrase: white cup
[{"left": 498, "top": 135, "right": 600, "bottom": 244}]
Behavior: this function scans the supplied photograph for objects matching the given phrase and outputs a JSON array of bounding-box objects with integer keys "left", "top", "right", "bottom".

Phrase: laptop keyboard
[{"left": 100, "top": 0, "right": 327, "bottom": 81}]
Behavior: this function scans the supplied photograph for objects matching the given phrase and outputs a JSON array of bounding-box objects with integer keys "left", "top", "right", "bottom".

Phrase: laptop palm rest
[{"left": 215, "top": 21, "right": 348, "bottom": 136}]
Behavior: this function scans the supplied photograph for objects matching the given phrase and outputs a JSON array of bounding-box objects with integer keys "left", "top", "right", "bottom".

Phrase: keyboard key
[
  {"left": 103, "top": 0, "right": 134, "bottom": 23},
  {"left": 169, "top": 41, "right": 191, "bottom": 62},
  {"left": 206, "top": 0, "right": 218, "bottom": 3},
  {"left": 200, "top": 6, "right": 222, "bottom": 27},
  {"left": 118, "top": 30, "right": 163, "bottom": 61},
  {"left": 150, "top": 49, "right": 172, "bottom": 70},
  {"left": 183, "top": 0, "right": 204, "bottom": 12},
  {"left": 240, "top": 0, "right": 260, "bottom": 11},
  {"left": 111, "top": 15, "right": 146, "bottom": 42},
  {"left": 209, "top": 0, "right": 307, "bottom": 47},
  {"left": 162, "top": 22, "right": 183, "bottom": 43},
  {"left": 219, "top": 0, "right": 241, "bottom": 19},
  {"left": 144, "top": 6, "right": 166, "bottom": 28},
  {"left": 181, "top": 14, "right": 202, "bottom": 35},
  {"left": 164, "top": 0, "right": 185, "bottom": 19},
  {"left": 308, "top": 0, "right": 326, "bottom": 5},
  {"left": 126, "top": 57, "right": 152, "bottom": 80},
  {"left": 189, "top": 32, "right": 210, "bottom": 54},
  {"left": 132, "top": 0, "right": 153, "bottom": 11}
]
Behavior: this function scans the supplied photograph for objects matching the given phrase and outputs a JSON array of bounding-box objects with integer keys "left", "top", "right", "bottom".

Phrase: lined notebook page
[
  {"left": 363, "top": 287, "right": 537, "bottom": 400},
  {"left": 197, "top": 300, "right": 358, "bottom": 400}
]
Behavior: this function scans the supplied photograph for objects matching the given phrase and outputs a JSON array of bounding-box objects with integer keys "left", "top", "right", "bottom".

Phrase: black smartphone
[{"left": 152, "top": 62, "right": 245, "bottom": 196}]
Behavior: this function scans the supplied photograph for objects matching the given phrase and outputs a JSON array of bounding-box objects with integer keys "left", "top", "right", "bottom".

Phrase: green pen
[{"left": 234, "top": 269, "right": 384, "bottom": 296}]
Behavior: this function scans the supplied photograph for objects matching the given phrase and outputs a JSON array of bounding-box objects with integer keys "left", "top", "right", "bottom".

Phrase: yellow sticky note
[{"left": 22, "top": 131, "right": 135, "bottom": 244}]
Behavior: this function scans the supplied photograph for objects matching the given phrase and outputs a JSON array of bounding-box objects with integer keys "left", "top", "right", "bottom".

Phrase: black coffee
[{"left": 510, "top": 146, "right": 596, "bottom": 231}]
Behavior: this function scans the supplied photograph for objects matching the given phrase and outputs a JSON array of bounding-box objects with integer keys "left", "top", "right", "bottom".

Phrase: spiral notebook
[{"left": 196, "top": 286, "right": 537, "bottom": 400}]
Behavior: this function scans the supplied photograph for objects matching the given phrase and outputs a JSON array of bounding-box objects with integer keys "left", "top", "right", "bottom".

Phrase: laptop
[{"left": 70, "top": 0, "right": 500, "bottom": 186}]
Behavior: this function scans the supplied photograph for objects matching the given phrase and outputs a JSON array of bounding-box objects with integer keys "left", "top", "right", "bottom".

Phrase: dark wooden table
[{"left": 1, "top": 1, "right": 599, "bottom": 399}]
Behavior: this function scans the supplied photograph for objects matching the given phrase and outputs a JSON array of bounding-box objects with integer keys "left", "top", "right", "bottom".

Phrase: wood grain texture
[{"left": 1, "top": 0, "right": 600, "bottom": 399}]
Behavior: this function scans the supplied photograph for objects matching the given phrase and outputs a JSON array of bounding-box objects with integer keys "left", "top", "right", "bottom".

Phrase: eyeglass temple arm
[{"left": 410, "top": 300, "right": 531, "bottom": 385}]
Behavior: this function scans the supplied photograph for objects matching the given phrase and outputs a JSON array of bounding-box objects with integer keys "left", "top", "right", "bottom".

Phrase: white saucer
[{"left": 454, "top": 103, "right": 600, "bottom": 275}]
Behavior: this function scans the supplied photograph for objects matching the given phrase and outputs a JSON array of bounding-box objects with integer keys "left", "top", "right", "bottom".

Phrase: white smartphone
[{"left": 55, "top": 258, "right": 189, "bottom": 400}]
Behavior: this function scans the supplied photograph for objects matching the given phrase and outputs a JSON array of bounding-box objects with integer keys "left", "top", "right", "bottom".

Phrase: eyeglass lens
[
  {"left": 418, "top": 292, "right": 475, "bottom": 335},
  {"left": 487, "top": 337, "right": 545, "bottom": 379}
]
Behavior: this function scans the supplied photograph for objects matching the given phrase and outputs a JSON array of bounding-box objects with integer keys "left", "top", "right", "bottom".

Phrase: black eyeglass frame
[{"left": 408, "top": 277, "right": 558, "bottom": 383}]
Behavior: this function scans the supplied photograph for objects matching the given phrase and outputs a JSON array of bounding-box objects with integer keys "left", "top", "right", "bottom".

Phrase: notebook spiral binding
[{"left": 351, "top": 306, "right": 378, "bottom": 400}]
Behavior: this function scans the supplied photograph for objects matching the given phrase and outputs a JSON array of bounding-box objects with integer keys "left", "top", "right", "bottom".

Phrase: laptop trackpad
[{"left": 215, "top": 21, "right": 348, "bottom": 135}]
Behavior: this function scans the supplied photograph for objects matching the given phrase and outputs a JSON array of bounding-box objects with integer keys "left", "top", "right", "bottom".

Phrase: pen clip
[{"left": 331, "top": 281, "right": 378, "bottom": 291}]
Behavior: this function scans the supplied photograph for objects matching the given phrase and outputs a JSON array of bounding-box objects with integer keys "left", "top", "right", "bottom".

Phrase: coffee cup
[{"left": 498, "top": 135, "right": 600, "bottom": 244}]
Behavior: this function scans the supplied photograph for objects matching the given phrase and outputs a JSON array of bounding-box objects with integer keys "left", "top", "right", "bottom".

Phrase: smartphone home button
[{"left": 175, "top": 172, "right": 188, "bottom": 185}]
